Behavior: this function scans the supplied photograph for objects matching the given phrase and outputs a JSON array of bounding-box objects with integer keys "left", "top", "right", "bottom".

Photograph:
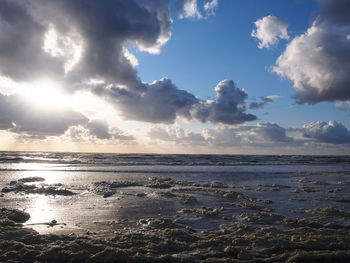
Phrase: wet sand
[{"left": 1, "top": 170, "right": 350, "bottom": 262}]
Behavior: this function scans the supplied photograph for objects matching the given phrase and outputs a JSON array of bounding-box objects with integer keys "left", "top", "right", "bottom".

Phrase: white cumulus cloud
[
  {"left": 273, "top": 0, "right": 350, "bottom": 103},
  {"left": 251, "top": 15, "right": 289, "bottom": 49},
  {"left": 204, "top": 0, "right": 219, "bottom": 16},
  {"left": 177, "top": 0, "right": 202, "bottom": 19},
  {"left": 177, "top": 0, "right": 219, "bottom": 19}
]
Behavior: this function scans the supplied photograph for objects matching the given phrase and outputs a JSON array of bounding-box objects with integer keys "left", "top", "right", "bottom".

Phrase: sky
[{"left": 0, "top": 0, "right": 349, "bottom": 154}]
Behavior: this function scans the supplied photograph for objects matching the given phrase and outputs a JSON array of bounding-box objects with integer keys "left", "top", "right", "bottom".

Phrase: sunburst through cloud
[{"left": 1, "top": 0, "right": 350, "bottom": 262}]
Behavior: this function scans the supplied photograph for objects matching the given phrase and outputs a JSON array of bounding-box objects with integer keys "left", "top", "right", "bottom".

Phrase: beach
[
  {"left": 1, "top": 152, "right": 350, "bottom": 262},
  {"left": 1, "top": 0, "right": 350, "bottom": 261}
]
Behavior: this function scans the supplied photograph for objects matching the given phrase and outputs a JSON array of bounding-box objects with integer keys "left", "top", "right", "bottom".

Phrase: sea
[
  {"left": 1, "top": 151, "right": 350, "bottom": 173},
  {"left": 1, "top": 151, "right": 350, "bottom": 235}
]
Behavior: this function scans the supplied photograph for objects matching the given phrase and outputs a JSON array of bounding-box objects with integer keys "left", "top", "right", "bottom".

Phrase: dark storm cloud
[
  {"left": 0, "top": 93, "right": 88, "bottom": 136},
  {"left": 34, "top": 0, "right": 172, "bottom": 91},
  {"left": 98, "top": 78, "right": 198, "bottom": 124},
  {"left": 298, "top": 121, "right": 350, "bottom": 144},
  {"left": 318, "top": 0, "right": 350, "bottom": 25},
  {"left": 0, "top": 0, "right": 172, "bottom": 91},
  {"left": 273, "top": 0, "right": 350, "bottom": 103},
  {"left": 0, "top": 0, "right": 65, "bottom": 82}
]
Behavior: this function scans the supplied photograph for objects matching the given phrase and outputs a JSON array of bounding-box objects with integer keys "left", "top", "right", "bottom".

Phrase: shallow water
[{"left": 1, "top": 152, "right": 350, "bottom": 237}]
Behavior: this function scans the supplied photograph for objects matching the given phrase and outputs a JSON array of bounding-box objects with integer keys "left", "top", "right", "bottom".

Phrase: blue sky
[
  {"left": 136, "top": 0, "right": 348, "bottom": 129},
  {"left": 0, "top": 0, "right": 349, "bottom": 154}
]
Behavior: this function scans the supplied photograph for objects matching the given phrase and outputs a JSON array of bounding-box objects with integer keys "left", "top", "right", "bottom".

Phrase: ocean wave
[{"left": 0, "top": 151, "right": 349, "bottom": 167}]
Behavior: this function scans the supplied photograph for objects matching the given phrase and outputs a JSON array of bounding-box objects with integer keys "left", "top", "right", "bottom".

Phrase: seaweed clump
[
  {"left": 1, "top": 182, "right": 76, "bottom": 196},
  {"left": 180, "top": 207, "right": 220, "bottom": 217},
  {"left": 18, "top": 177, "right": 45, "bottom": 183},
  {"left": 295, "top": 207, "right": 350, "bottom": 219},
  {"left": 174, "top": 187, "right": 251, "bottom": 200},
  {"left": 152, "top": 191, "right": 197, "bottom": 205},
  {"left": 0, "top": 208, "right": 30, "bottom": 226},
  {"left": 231, "top": 201, "right": 274, "bottom": 212}
]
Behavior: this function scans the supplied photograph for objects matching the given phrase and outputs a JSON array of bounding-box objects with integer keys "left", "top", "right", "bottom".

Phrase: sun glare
[{"left": 21, "top": 79, "right": 71, "bottom": 110}]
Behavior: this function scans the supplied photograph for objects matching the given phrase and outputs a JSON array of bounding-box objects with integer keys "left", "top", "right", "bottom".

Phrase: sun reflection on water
[
  {"left": 15, "top": 162, "right": 56, "bottom": 171},
  {"left": 15, "top": 168, "right": 70, "bottom": 185},
  {"left": 26, "top": 195, "right": 58, "bottom": 224}
]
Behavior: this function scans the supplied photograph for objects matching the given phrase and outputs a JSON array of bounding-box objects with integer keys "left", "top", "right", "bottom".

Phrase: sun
[{"left": 20, "top": 79, "right": 71, "bottom": 110}]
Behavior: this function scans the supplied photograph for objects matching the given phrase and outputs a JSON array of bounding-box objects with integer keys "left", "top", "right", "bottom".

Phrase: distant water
[{"left": 1, "top": 152, "right": 350, "bottom": 174}]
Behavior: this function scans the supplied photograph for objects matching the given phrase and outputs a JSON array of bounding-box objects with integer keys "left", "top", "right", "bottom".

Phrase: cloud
[
  {"left": 318, "top": 0, "right": 350, "bottom": 25},
  {"left": 204, "top": 122, "right": 292, "bottom": 147},
  {"left": 203, "top": 122, "right": 350, "bottom": 154},
  {"left": 190, "top": 80, "right": 257, "bottom": 125},
  {"left": 86, "top": 119, "right": 134, "bottom": 141},
  {"left": 0, "top": 0, "right": 172, "bottom": 92},
  {"left": 86, "top": 119, "right": 111, "bottom": 140},
  {"left": 2, "top": 0, "right": 255, "bottom": 130},
  {"left": 96, "top": 79, "right": 257, "bottom": 126},
  {"left": 204, "top": 0, "right": 219, "bottom": 16},
  {"left": 0, "top": 93, "right": 87, "bottom": 136},
  {"left": 97, "top": 78, "right": 198, "bottom": 124},
  {"left": 245, "top": 122, "right": 293, "bottom": 143},
  {"left": 40, "top": 0, "right": 172, "bottom": 90},
  {"left": 335, "top": 101, "right": 350, "bottom": 111},
  {"left": 62, "top": 125, "right": 134, "bottom": 145},
  {"left": 273, "top": 1, "right": 350, "bottom": 103},
  {"left": 148, "top": 122, "right": 293, "bottom": 148},
  {"left": 122, "top": 48, "right": 139, "bottom": 68},
  {"left": 147, "top": 120, "right": 350, "bottom": 153},
  {"left": 251, "top": 15, "right": 289, "bottom": 49},
  {"left": 177, "top": 0, "right": 202, "bottom": 19},
  {"left": 148, "top": 126, "right": 205, "bottom": 145},
  {"left": 0, "top": 0, "right": 65, "bottom": 82},
  {"left": 298, "top": 120, "right": 350, "bottom": 144},
  {"left": 109, "top": 128, "right": 135, "bottom": 141},
  {"left": 0, "top": 0, "right": 263, "bottom": 138},
  {"left": 249, "top": 96, "right": 277, "bottom": 109},
  {"left": 177, "top": 0, "right": 219, "bottom": 19}
]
